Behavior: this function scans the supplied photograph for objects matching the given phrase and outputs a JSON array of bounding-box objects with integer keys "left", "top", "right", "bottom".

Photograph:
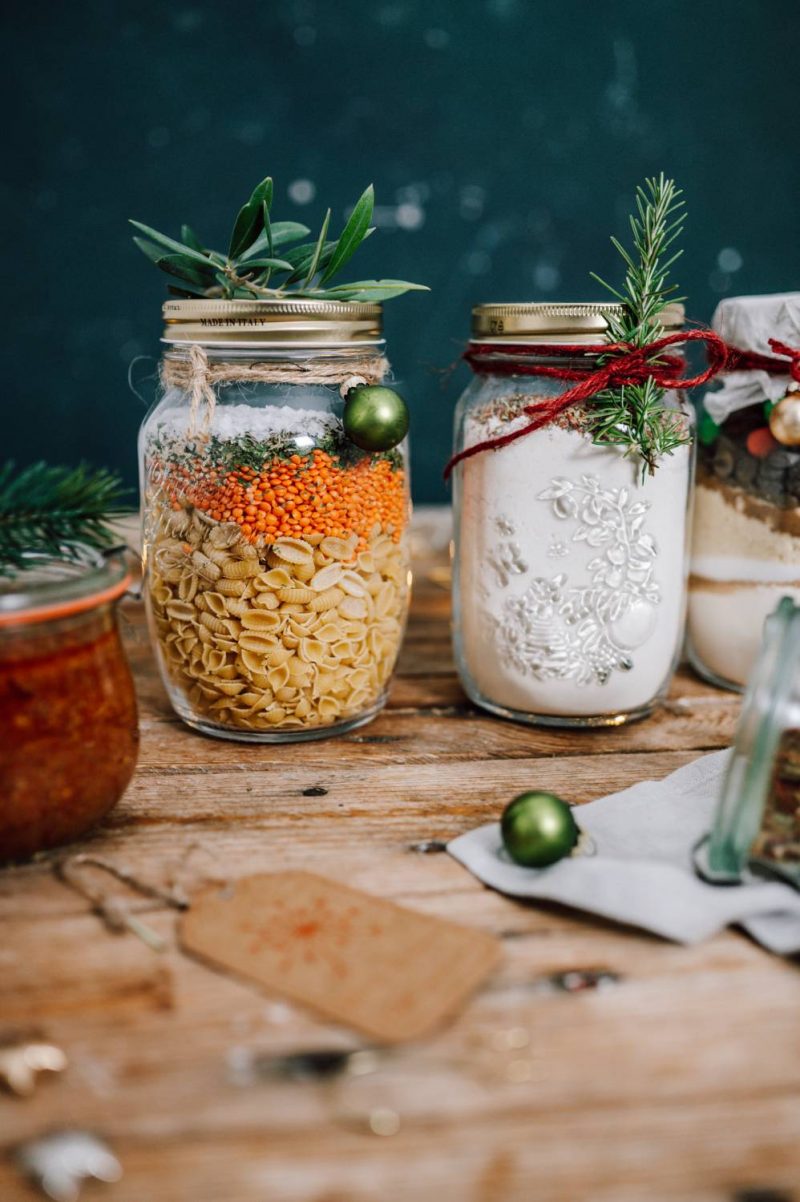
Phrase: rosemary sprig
[
  {"left": 0, "top": 462, "right": 131, "bottom": 577},
  {"left": 131, "top": 175, "right": 428, "bottom": 303},
  {"left": 590, "top": 174, "right": 689, "bottom": 475}
]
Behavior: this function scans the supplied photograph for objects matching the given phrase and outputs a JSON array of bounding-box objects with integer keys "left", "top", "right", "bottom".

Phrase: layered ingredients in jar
[
  {"left": 688, "top": 407, "right": 800, "bottom": 689},
  {"left": 143, "top": 404, "right": 409, "bottom": 737}
]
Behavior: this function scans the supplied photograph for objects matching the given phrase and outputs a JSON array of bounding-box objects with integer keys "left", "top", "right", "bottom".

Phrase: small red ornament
[{"left": 746, "top": 427, "right": 780, "bottom": 459}]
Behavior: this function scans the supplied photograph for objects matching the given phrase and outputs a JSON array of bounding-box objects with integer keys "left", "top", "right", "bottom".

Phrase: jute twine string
[{"left": 162, "top": 345, "right": 390, "bottom": 436}]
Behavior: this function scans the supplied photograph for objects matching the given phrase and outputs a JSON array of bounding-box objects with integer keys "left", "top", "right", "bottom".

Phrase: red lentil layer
[
  {"left": 0, "top": 619, "right": 139, "bottom": 860},
  {"left": 163, "top": 449, "right": 406, "bottom": 545}
]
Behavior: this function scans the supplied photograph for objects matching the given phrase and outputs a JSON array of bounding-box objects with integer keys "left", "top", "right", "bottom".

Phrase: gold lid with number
[
  {"left": 162, "top": 298, "right": 383, "bottom": 348},
  {"left": 471, "top": 302, "right": 685, "bottom": 345}
]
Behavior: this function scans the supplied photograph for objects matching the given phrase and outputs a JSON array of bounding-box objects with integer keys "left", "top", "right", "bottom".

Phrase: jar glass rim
[{"left": 0, "top": 547, "right": 132, "bottom": 628}]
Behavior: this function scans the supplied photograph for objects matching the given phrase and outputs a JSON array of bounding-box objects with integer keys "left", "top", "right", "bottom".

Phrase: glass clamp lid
[
  {"left": 0, "top": 547, "right": 132, "bottom": 628},
  {"left": 694, "top": 597, "right": 800, "bottom": 889}
]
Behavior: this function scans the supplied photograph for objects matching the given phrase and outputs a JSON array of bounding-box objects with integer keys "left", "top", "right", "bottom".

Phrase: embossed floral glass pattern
[{"left": 451, "top": 305, "right": 695, "bottom": 727}]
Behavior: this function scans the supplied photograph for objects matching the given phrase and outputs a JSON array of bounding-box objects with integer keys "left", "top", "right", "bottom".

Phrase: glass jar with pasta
[{"left": 139, "top": 299, "right": 411, "bottom": 742}]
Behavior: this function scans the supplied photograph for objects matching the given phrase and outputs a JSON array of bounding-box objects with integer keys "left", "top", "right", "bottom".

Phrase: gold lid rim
[
  {"left": 471, "top": 301, "right": 685, "bottom": 342},
  {"left": 163, "top": 298, "right": 383, "bottom": 319},
  {"left": 162, "top": 298, "right": 384, "bottom": 347}
]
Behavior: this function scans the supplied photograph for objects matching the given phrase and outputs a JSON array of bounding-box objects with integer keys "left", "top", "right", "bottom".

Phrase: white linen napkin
[{"left": 448, "top": 750, "right": 800, "bottom": 954}]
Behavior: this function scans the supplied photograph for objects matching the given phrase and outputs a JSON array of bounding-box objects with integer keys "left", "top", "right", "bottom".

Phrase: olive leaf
[
  {"left": 129, "top": 220, "right": 215, "bottom": 267},
  {"left": 319, "top": 185, "right": 374, "bottom": 284},
  {"left": 238, "top": 222, "right": 311, "bottom": 261},
  {"left": 262, "top": 200, "right": 273, "bottom": 258},
  {"left": 228, "top": 175, "right": 273, "bottom": 259},
  {"left": 319, "top": 280, "right": 429, "bottom": 301},
  {"left": 181, "top": 224, "right": 205, "bottom": 252},
  {"left": 283, "top": 239, "right": 338, "bottom": 284},
  {"left": 304, "top": 209, "right": 331, "bottom": 287},
  {"left": 132, "top": 236, "right": 168, "bottom": 266},
  {"left": 236, "top": 257, "right": 296, "bottom": 272}
]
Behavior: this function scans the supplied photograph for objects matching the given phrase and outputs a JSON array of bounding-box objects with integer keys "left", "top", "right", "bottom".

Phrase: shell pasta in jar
[{"left": 140, "top": 300, "right": 410, "bottom": 742}]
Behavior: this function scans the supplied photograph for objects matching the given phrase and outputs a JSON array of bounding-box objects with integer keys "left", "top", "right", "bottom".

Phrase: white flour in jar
[{"left": 454, "top": 422, "right": 692, "bottom": 720}]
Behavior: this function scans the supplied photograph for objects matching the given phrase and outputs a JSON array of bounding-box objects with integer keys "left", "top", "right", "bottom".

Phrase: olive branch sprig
[
  {"left": 131, "top": 176, "right": 428, "bottom": 304},
  {"left": 589, "top": 174, "right": 690, "bottom": 475}
]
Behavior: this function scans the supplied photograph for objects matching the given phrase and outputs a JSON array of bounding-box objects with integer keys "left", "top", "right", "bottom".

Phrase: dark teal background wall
[{"left": 5, "top": 0, "right": 799, "bottom": 502}]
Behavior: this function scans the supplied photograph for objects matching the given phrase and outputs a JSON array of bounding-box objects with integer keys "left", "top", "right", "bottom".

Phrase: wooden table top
[{"left": 2, "top": 526, "right": 799, "bottom": 1202}]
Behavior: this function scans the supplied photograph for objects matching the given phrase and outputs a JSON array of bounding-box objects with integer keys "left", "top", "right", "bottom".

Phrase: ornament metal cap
[
  {"left": 162, "top": 298, "right": 384, "bottom": 349},
  {"left": 471, "top": 301, "right": 685, "bottom": 346}
]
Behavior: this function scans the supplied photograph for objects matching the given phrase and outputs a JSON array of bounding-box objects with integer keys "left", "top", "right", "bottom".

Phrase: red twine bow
[
  {"left": 724, "top": 337, "right": 800, "bottom": 384},
  {"left": 443, "top": 328, "right": 727, "bottom": 479}
]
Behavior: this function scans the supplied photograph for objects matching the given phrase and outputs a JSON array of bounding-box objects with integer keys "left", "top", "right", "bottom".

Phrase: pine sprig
[
  {"left": 0, "top": 462, "right": 131, "bottom": 577},
  {"left": 130, "top": 176, "right": 428, "bottom": 303},
  {"left": 589, "top": 174, "right": 689, "bottom": 475}
]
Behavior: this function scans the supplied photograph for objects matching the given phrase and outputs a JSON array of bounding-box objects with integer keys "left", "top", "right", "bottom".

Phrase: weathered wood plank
[
  {"left": 2, "top": 904, "right": 800, "bottom": 1146},
  {"left": 1, "top": 523, "right": 795, "bottom": 1202},
  {"left": 2, "top": 1096, "right": 800, "bottom": 1202}
]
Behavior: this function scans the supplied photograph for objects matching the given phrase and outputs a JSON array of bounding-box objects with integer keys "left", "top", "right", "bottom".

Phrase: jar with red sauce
[
  {"left": 0, "top": 551, "right": 139, "bottom": 861},
  {"left": 139, "top": 300, "right": 411, "bottom": 742}
]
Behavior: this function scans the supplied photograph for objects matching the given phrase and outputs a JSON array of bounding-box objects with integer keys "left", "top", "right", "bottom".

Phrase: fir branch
[
  {"left": 590, "top": 174, "right": 690, "bottom": 475},
  {"left": 131, "top": 177, "right": 428, "bottom": 303},
  {"left": 0, "top": 462, "right": 131, "bottom": 577}
]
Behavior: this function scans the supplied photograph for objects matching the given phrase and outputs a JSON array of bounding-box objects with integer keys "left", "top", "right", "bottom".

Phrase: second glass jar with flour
[
  {"left": 451, "top": 303, "right": 694, "bottom": 726},
  {"left": 140, "top": 300, "right": 410, "bottom": 742}
]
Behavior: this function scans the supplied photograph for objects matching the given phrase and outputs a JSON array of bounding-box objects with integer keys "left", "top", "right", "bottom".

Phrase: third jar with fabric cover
[{"left": 688, "top": 293, "right": 800, "bottom": 690}]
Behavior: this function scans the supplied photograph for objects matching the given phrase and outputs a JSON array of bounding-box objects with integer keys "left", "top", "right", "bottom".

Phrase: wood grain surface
[{"left": 1, "top": 524, "right": 798, "bottom": 1202}]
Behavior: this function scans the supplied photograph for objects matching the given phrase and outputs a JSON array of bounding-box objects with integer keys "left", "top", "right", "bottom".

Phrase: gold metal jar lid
[
  {"left": 471, "top": 301, "right": 685, "bottom": 345},
  {"left": 162, "top": 298, "right": 384, "bottom": 348}
]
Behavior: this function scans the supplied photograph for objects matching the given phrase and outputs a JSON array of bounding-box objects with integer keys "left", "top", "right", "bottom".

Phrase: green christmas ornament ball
[
  {"left": 697, "top": 410, "right": 719, "bottom": 447},
  {"left": 343, "top": 385, "right": 409, "bottom": 452},
  {"left": 500, "top": 790, "right": 580, "bottom": 868}
]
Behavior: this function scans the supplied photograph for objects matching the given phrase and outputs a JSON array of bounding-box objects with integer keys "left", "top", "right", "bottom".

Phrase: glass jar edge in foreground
[{"left": 0, "top": 554, "right": 139, "bottom": 860}]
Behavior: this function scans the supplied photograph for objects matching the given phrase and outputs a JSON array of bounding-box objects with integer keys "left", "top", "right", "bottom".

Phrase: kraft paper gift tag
[{"left": 180, "top": 871, "right": 499, "bottom": 1042}]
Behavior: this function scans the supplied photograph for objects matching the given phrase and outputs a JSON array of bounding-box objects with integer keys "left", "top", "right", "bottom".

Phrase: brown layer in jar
[
  {"left": 0, "top": 611, "right": 139, "bottom": 860},
  {"left": 752, "top": 728, "right": 800, "bottom": 863},
  {"left": 695, "top": 467, "right": 800, "bottom": 538}
]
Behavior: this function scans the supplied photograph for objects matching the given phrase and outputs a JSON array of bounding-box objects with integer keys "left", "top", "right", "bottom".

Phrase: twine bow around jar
[{"left": 161, "top": 345, "right": 390, "bottom": 437}]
